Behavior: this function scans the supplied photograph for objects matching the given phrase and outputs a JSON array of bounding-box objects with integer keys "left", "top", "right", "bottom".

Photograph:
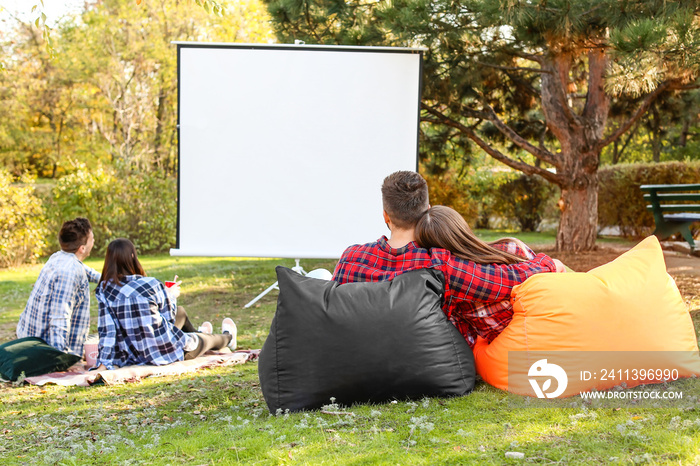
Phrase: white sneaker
[
  {"left": 222, "top": 318, "right": 237, "bottom": 350},
  {"left": 198, "top": 321, "right": 213, "bottom": 334},
  {"left": 183, "top": 333, "right": 200, "bottom": 352}
]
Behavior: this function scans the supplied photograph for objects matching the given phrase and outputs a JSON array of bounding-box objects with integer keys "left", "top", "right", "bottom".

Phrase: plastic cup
[{"left": 84, "top": 337, "right": 99, "bottom": 368}]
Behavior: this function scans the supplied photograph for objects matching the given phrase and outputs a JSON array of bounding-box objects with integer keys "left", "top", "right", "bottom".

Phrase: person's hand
[
  {"left": 553, "top": 258, "right": 567, "bottom": 273},
  {"left": 166, "top": 275, "right": 182, "bottom": 299},
  {"left": 94, "top": 364, "right": 108, "bottom": 372},
  {"left": 509, "top": 237, "right": 530, "bottom": 253}
]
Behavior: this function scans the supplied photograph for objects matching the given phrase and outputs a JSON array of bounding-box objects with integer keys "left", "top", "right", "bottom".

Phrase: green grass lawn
[
  {"left": 1, "top": 235, "right": 699, "bottom": 465},
  {"left": 474, "top": 229, "right": 638, "bottom": 248}
]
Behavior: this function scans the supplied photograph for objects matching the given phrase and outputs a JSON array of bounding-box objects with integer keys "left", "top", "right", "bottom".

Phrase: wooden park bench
[{"left": 641, "top": 183, "right": 700, "bottom": 252}]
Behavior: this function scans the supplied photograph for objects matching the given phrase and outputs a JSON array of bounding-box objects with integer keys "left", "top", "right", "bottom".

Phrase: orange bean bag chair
[{"left": 473, "top": 236, "right": 700, "bottom": 398}]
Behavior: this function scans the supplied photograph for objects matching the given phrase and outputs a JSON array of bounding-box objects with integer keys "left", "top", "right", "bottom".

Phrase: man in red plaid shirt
[{"left": 332, "top": 171, "right": 563, "bottom": 348}]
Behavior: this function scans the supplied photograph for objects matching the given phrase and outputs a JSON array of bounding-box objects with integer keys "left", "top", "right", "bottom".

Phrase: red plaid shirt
[{"left": 332, "top": 236, "right": 555, "bottom": 347}]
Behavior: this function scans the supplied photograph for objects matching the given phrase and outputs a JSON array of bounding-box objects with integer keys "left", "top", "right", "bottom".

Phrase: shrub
[
  {"left": 598, "top": 161, "right": 700, "bottom": 238},
  {"left": 463, "top": 168, "right": 503, "bottom": 229},
  {"left": 422, "top": 170, "right": 480, "bottom": 226},
  {"left": 491, "top": 174, "right": 558, "bottom": 232},
  {"left": 422, "top": 168, "right": 559, "bottom": 231},
  {"left": 50, "top": 167, "right": 121, "bottom": 253},
  {"left": 0, "top": 170, "right": 48, "bottom": 267},
  {"left": 49, "top": 165, "right": 176, "bottom": 256},
  {"left": 118, "top": 173, "right": 177, "bottom": 254}
]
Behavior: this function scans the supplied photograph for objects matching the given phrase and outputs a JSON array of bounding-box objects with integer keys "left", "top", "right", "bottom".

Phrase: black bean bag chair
[{"left": 258, "top": 267, "right": 475, "bottom": 412}]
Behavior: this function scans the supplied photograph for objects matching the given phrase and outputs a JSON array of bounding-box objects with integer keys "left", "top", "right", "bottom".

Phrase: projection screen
[{"left": 171, "top": 43, "right": 423, "bottom": 259}]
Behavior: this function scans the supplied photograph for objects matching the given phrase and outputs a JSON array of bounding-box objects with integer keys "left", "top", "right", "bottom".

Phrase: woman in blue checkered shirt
[{"left": 93, "top": 239, "right": 236, "bottom": 370}]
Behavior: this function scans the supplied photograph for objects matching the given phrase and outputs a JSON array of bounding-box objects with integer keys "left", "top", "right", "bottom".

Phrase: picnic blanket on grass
[{"left": 22, "top": 349, "right": 259, "bottom": 387}]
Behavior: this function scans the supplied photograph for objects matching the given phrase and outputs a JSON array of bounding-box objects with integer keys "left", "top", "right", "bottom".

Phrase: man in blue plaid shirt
[{"left": 16, "top": 218, "right": 100, "bottom": 357}]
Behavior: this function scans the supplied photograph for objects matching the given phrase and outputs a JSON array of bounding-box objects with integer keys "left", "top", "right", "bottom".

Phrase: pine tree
[{"left": 263, "top": 0, "right": 700, "bottom": 251}]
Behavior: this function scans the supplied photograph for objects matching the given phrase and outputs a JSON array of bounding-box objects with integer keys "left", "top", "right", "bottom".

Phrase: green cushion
[{"left": 0, "top": 337, "right": 81, "bottom": 381}]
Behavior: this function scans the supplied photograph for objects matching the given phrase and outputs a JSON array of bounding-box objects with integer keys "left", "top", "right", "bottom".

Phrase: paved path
[{"left": 664, "top": 251, "right": 700, "bottom": 277}]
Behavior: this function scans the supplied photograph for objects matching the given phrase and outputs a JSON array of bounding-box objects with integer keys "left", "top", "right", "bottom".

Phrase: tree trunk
[
  {"left": 679, "top": 118, "right": 690, "bottom": 148},
  {"left": 540, "top": 47, "right": 607, "bottom": 252},
  {"left": 612, "top": 122, "right": 639, "bottom": 165},
  {"left": 52, "top": 116, "right": 64, "bottom": 179},
  {"left": 556, "top": 173, "right": 598, "bottom": 252},
  {"left": 650, "top": 104, "right": 661, "bottom": 163},
  {"left": 154, "top": 79, "right": 168, "bottom": 172}
]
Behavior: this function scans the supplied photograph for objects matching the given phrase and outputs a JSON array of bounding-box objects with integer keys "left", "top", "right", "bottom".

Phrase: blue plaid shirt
[
  {"left": 16, "top": 251, "right": 101, "bottom": 356},
  {"left": 95, "top": 275, "right": 186, "bottom": 370}
]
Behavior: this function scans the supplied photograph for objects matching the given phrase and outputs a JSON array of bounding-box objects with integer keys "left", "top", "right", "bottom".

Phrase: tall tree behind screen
[{"left": 263, "top": 0, "right": 700, "bottom": 251}]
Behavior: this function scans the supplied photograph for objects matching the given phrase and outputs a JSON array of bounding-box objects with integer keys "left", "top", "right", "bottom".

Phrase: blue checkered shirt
[
  {"left": 95, "top": 275, "right": 186, "bottom": 370},
  {"left": 16, "top": 251, "right": 101, "bottom": 356}
]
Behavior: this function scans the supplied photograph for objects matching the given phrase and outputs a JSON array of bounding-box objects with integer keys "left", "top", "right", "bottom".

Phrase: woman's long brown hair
[
  {"left": 415, "top": 206, "right": 525, "bottom": 264},
  {"left": 98, "top": 238, "right": 146, "bottom": 288}
]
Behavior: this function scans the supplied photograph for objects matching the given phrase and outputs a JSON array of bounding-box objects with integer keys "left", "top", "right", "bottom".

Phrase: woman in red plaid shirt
[
  {"left": 415, "top": 205, "right": 564, "bottom": 345},
  {"left": 332, "top": 171, "right": 564, "bottom": 348}
]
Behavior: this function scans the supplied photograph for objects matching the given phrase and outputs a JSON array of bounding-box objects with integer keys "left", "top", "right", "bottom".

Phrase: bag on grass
[{"left": 0, "top": 337, "right": 81, "bottom": 381}]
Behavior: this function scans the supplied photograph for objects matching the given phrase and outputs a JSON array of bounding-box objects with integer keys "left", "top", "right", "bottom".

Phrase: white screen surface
[{"left": 172, "top": 43, "right": 422, "bottom": 259}]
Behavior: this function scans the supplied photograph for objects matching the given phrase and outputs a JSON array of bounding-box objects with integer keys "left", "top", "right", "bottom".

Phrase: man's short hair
[
  {"left": 381, "top": 171, "right": 430, "bottom": 229},
  {"left": 59, "top": 218, "right": 92, "bottom": 253}
]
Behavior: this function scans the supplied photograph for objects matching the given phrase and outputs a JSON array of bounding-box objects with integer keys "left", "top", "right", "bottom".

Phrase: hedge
[
  {"left": 0, "top": 170, "right": 48, "bottom": 267},
  {"left": 598, "top": 161, "right": 700, "bottom": 238},
  {"left": 48, "top": 166, "right": 177, "bottom": 256}
]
